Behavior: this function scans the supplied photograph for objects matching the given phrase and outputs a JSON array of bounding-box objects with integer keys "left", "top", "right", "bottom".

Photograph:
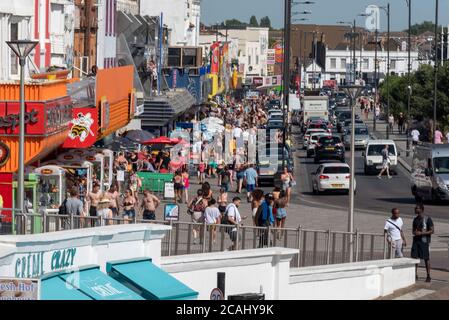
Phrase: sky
[{"left": 201, "top": 0, "right": 449, "bottom": 32}]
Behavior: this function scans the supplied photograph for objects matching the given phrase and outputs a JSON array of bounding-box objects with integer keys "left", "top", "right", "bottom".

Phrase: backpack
[
  {"left": 58, "top": 199, "right": 68, "bottom": 215},
  {"left": 221, "top": 204, "right": 235, "bottom": 225}
]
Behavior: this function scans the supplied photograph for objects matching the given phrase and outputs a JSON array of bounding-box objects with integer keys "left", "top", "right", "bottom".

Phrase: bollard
[{"left": 326, "top": 229, "right": 331, "bottom": 265}]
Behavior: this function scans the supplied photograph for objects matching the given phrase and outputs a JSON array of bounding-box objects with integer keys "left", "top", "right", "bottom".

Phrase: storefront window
[{"left": 10, "top": 23, "right": 19, "bottom": 76}]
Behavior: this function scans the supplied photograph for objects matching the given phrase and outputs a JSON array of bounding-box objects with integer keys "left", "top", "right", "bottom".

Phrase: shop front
[{"left": 0, "top": 80, "right": 72, "bottom": 232}]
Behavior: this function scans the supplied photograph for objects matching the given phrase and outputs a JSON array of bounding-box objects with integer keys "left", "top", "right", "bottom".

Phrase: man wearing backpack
[
  {"left": 411, "top": 203, "right": 434, "bottom": 282},
  {"left": 384, "top": 208, "right": 406, "bottom": 258},
  {"left": 254, "top": 193, "right": 275, "bottom": 248}
]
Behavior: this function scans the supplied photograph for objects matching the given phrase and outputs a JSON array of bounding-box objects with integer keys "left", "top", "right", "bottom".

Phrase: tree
[
  {"left": 260, "top": 16, "right": 272, "bottom": 29},
  {"left": 220, "top": 19, "right": 247, "bottom": 29},
  {"left": 249, "top": 15, "right": 259, "bottom": 27},
  {"left": 405, "top": 21, "right": 447, "bottom": 36}
]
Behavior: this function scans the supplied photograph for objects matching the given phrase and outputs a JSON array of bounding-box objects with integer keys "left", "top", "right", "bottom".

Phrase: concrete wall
[
  {"left": 0, "top": 224, "right": 170, "bottom": 278},
  {"left": 161, "top": 248, "right": 418, "bottom": 300}
]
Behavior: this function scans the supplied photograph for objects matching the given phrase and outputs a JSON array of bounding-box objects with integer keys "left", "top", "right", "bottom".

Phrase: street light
[
  {"left": 340, "top": 84, "right": 364, "bottom": 263},
  {"left": 337, "top": 21, "right": 357, "bottom": 85},
  {"left": 405, "top": 0, "right": 412, "bottom": 157},
  {"left": 379, "top": 4, "right": 391, "bottom": 139},
  {"left": 6, "top": 40, "right": 38, "bottom": 220},
  {"left": 433, "top": 0, "right": 439, "bottom": 136}
]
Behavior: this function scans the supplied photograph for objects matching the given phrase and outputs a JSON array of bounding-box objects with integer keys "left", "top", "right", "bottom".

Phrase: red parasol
[{"left": 142, "top": 136, "right": 173, "bottom": 145}]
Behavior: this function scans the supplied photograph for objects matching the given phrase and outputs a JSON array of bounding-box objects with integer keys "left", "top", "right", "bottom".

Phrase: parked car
[{"left": 311, "top": 163, "right": 356, "bottom": 194}]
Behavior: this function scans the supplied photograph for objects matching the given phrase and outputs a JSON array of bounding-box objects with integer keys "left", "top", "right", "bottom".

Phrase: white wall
[
  {"left": 140, "top": 0, "right": 200, "bottom": 46},
  {"left": 0, "top": 224, "right": 170, "bottom": 278},
  {"left": 161, "top": 248, "right": 418, "bottom": 300}
]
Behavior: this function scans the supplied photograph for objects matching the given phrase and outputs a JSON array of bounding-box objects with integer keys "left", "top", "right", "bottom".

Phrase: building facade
[
  {"left": 140, "top": 0, "right": 201, "bottom": 46},
  {"left": 324, "top": 46, "right": 420, "bottom": 85}
]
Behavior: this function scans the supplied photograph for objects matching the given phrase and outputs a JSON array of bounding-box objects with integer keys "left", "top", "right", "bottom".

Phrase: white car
[
  {"left": 306, "top": 132, "right": 329, "bottom": 158},
  {"left": 311, "top": 163, "right": 356, "bottom": 194},
  {"left": 303, "top": 128, "right": 327, "bottom": 149}
]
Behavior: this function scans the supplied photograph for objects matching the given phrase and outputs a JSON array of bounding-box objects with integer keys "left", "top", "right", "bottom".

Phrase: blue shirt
[
  {"left": 244, "top": 168, "right": 258, "bottom": 185},
  {"left": 260, "top": 200, "right": 274, "bottom": 226}
]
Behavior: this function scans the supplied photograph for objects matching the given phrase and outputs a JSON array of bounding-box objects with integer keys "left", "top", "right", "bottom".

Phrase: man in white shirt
[
  {"left": 225, "top": 197, "right": 244, "bottom": 250},
  {"left": 233, "top": 126, "right": 243, "bottom": 139},
  {"left": 411, "top": 128, "right": 420, "bottom": 146},
  {"left": 384, "top": 208, "right": 406, "bottom": 258}
]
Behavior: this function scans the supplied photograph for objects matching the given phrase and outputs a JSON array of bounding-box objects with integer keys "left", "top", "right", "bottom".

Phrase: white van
[{"left": 362, "top": 140, "right": 399, "bottom": 174}]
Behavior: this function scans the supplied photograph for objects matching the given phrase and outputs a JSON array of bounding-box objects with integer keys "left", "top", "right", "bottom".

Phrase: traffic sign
[{"left": 210, "top": 288, "right": 224, "bottom": 300}]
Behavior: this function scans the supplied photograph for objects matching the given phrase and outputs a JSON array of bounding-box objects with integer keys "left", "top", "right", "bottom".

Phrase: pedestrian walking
[
  {"left": 434, "top": 127, "right": 443, "bottom": 144},
  {"left": 198, "top": 160, "right": 206, "bottom": 184},
  {"left": 251, "top": 189, "right": 265, "bottom": 226},
  {"left": 280, "top": 167, "right": 296, "bottom": 204},
  {"left": 397, "top": 112, "right": 406, "bottom": 134},
  {"left": 224, "top": 197, "right": 245, "bottom": 250},
  {"left": 411, "top": 203, "right": 434, "bottom": 282},
  {"left": 182, "top": 169, "right": 190, "bottom": 204},
  {"left": 388, "top": 114, "right": 395, "bottom": 134},
  {"left": 122, "top": 189, "right": 136, "bottom": 223},
  {"left": 88, "top": 183, "right": 102, "bottom": 226},
  {"left": 244, "top": 164, "right": 258, "bottom": 202},
  {"left": 173, "top": 170, "right": 183, "bottom": 203},
  {"left": 104, "top": 185, "right": 119, "bottom": 217},
  {"left": 218, "top": 188, "right": 228, "bottom": 215},
  {"left": 204, "top": 198, "right": 221, "bottom": 243},
  {"left": 377, "top": 145, "right": 392, "bottom": 179},
  {"left": 140, "top": 190, "right": 160, "bottom": 220},
  {"left": 235, "top": 164, "right": 246, "bottom": 193},
  {"left": 220, "top": 166, "right": 231, "bottom": 192},
  {"left": 188, "top": 189, "right": 207, "bottom": 244},
  {"left": 254, "top": 193, "right": 275, "bottom": 248},
  {"left": 384, "top": 208, "right": 406, "bottom": 258},
  {"left": 275, "top": 191, "right": 288, "bottom": 234},
  {"left": 411, "top": 128, "right": 420, "bottom": 150}
]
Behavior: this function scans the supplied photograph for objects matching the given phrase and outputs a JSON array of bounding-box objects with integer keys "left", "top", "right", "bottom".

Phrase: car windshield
[
  {"left": 434, "top": 157, "right": 449, "bottom": 174},
  {"left": 323, "top": 167, "right": 350, "bottom": 174},
  {"left": 367, "top": 145, "right": 396, "bottom": 156},
  {"left": 319, "top": 136, "right": 341, "bottom": 145},
  {"left": 309, "top": 124, "right": 327, "bottom": 129},
  {"left": 339, "top": 113, "right": 351, "bottom": 120},
  {"left": 306, "top": 129, "right": 326, "bottom": 135}
]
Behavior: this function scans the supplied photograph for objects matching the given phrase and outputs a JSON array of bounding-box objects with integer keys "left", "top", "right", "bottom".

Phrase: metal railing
[{"left": 10, "top": 212, "right": 395, "bottom": 267}]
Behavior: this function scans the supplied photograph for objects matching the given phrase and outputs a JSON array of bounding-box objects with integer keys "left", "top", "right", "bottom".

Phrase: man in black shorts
[{"left": 411, "top": 203, "right": 434, "bottom": 282}]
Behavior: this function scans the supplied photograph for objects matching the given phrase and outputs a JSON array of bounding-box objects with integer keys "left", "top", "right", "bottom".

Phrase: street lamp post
[
  {"left": 283, "top": 0, "right": 292, "bottom": 168},
  {"left": 433, "top": 0, "right": 439, "bottom": 134},
  {"left": 340, "top": 85, "right": 363, "bottom": 263},
  {"left": 6, "top": 40, "right": 38, "bottom": 219},
  {"left": 337, "top": 21, "right": 357, "bottom": 85},
  {"left": 406, "top": 0, "right": 412, "bottom": 157},
  {"left": 379, "top": 4, "right": 391, "bottom": 138}
]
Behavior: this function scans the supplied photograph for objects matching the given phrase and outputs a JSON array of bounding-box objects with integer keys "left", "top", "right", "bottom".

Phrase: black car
[
  {"left": 335, "top": 92, "right": 349, "bottom": 106},
  {"left": 314, "top": 135, "right": 345, "bottom": 163}
]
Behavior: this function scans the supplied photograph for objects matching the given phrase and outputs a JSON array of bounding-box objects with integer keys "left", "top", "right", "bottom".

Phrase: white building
[
  {"left": 49, "top": 0, "right": 75, "bottom": 68},
  {"left": 217, "top": 27, "right": 269, "bottom": 79},
  {"left": 140, "top": 0, "right": 201, "bottom": 46},
  {"left": 324, "top": 45, "right": 420, "bottom": 85},
  {"left": 0, "top": 1, "right": 34, "bottom": 81},
  {"left": 116, "top": 0, "right": 139, "bottom": 15}
]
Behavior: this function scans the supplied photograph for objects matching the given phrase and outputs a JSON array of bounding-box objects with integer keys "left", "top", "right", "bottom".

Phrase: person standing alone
[
  {"left": 384, "top": 208, "right": 406, "bottom": 258},
  {"left": 411, "top": 203, "right": 434, "bottom": 282},
  {"left": 377, "top": 145, "right": 392, "bottom": 179}
]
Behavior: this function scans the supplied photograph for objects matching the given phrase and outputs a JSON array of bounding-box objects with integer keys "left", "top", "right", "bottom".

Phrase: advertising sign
[
  {"left": 164, "top": 182, "right": 175, "bottom": 200},
  {"left": 267, "top": 49, "right": 276, "bottom": 65},
  {"left": 164, "top": 204, "right": 179, "bottom": 221},
  {"left": 0, "top": 173, "right": 12, "bottom": 223},
  {"left": 0, "top": 142, "right": 10, "bottom": 167},
  {"left": 274, "top": 43, "right": 284, "bottom": 63},
  {"left": 62, "top": 107, "right": 98, "bottom": 148},
  {"left": 0, "top": 278, "right": 39, "bottom": 300},
  {"left": 100, "top": 97, "right": 110, "bottom": 133},
  {"left": 210, "top": 42, "right": 220, "bottom": 74},
  {"left": 210, "top": 288, "right": 224, "bottom": 300}
]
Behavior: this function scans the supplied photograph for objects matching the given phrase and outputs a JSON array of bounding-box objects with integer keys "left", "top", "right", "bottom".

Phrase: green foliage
[
  {"left": 405, "top": 21, "right": 448, "bottom": 35},
  {"left": 249, "top": 15, "right": 259, "bottom": 27},
  {"left": 379, "top": 62, "right": 449, "bottom": 129},
  {"left": 220, "top": 19, "right": 247, "bottom": 29},
  {"left": 260, "top": 16, "right": 272, "bottom": 29}
]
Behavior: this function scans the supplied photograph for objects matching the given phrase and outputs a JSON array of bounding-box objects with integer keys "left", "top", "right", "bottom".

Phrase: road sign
[{"left": 210, "top": 288, "right": 224, "bottom": 300}]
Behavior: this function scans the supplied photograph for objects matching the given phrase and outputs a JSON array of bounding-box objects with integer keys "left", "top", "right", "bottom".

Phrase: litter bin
[{"left": 227, "top": 293, "right": 265, "bottom": 300}]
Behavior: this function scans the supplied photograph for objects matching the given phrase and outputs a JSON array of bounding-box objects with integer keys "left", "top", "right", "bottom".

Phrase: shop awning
[
  {"left": 106, "top": 258, "right": 198, "bottom": 300},
  {"left": 41, "top": 266, "right": 144, "bottom": 300}
]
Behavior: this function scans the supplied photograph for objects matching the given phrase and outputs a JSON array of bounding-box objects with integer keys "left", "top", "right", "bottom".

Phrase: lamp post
[
  {"left": 433, "top": 0, "right": 439, "bottom": 134},
  {"left": 6, "top": 40, "right": 38, "bottom": 219},
  {"left": 282, "top": 0, "right": 292, "bottom": 168},
  {"left": 340, "top": 84, "right": 364, "bottom": 263},
  {"left": 379, "top": 4, "right": 391, "bottom": 139},
  {"left": 406, "top": 0, "right": 412, "bottom": 157},
  {"left": 337, "top": 21, "right": 357, "bottom": 85}
]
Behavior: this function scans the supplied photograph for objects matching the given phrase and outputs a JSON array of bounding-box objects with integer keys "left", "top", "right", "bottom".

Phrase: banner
[
  {"left": 62, "top": 107, "right": 98, "bottom": 148},
  {"left": 267, "top": 49, "right": 275, "bottom": 65},
  {"left": 210, "top": 42, "right": 220, "bottom": 74},
  {"left": 0, "top": 278, "right": 39, "bottom": 300},
  {"left": 274, "top": 43, "right": 284, "bottom": 63}
]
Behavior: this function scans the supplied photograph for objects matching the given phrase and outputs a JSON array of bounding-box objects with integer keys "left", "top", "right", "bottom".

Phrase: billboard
[{"left": 267, "top": 49, "right": 276, "bottom": 65}]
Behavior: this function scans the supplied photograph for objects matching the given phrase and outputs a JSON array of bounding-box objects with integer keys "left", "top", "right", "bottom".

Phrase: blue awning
[
  {"left": 106, "top": 258, "right": 198, "bottom": 300},
  {"left": 41, "top": 266, "right": 144, "bottom": 300},
  {"left": 41, "top": 275, "right": 93, "bottom": 300}
]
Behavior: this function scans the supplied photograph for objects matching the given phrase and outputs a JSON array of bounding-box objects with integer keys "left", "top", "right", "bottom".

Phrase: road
[{"left": 290, "top": 129, "right": 449, "bottom": 222}]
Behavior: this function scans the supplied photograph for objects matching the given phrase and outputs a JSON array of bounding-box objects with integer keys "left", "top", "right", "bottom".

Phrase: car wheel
[{"left": 312, "top": 183, "right": 317, "bottom": 194}]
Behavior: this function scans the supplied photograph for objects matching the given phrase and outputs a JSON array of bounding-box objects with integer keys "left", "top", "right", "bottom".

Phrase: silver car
[{"left": 344, "top": 126, "right": 370, "bottom": 150}]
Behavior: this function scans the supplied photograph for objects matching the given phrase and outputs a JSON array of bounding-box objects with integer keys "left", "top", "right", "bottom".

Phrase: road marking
[{"left": 393, "top": 289, "right": 435, "bottom": 300}]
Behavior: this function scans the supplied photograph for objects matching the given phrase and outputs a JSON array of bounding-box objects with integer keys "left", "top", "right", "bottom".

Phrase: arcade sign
[{"left": 0, "top": 110, "right": 38, "bottom": 130}]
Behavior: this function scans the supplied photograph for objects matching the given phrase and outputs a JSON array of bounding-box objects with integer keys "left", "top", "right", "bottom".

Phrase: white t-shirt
[
  {"left": 411, "top": 129, "right": 420, "bottom": 142},
  {"left": 242, "top": 130, "right": 250, "bottom": 142},
  {"left": 384, "top": 217, "right": 404, "bottom": 241},
  {"left": 226, "top": 203, "right": 241, "bottom": 224},
  {"left": 205, "top": 206, "right": 221, "bottom": 224},
  {"left": 446, "top": 132, "right": 449, "bottom": 142},
  {"left": 233, "top": 127, "right": 243, "bottom": 139}
]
